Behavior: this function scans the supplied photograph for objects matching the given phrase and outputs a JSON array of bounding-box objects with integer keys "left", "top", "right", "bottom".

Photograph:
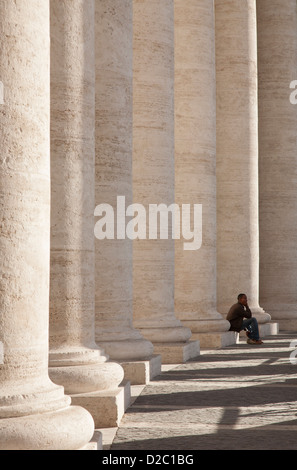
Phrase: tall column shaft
[
  {"left": 49, "top": 0, "right": 125, "bottom": 427},
  {"left": 257, "top": 0, "right": 297, "bottom": 329},
  {"left": 216, "top": 0, "right": 270, "bottom": 324},
  {"left": 94, "top": 0, "right": 154, "bottom": 363},
  {"left": 132, "top": 0, "right": 192, "bottom": 348},
  {"left": 0, "top": 0, "right": 94, "bottom": 449},
  {"left": 174, "top": 0, "right": 231, "bottom": 348},
  {"left": 49, "top": 0, "right": 106, "bottom": 367}
]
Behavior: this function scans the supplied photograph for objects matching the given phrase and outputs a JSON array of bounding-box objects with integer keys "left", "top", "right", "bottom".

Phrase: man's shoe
[
  {"left": 247, "top": 338, "right": 256, "bottom": 344},
  {"left": 247, "top": 338, "right": 263, "bottom": 345}
]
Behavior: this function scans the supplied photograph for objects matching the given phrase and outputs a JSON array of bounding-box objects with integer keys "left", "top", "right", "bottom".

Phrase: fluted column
[
  {"left": 94, "top": 0, "right": 155, "bottom": 368},
  {"left": 174, "top": 0, "right": 232, "bottom": 348},
  {"left": 216, "top": 0, "right": 271, "bottom": 325},
  {"left": 0, "top": 0, "right": 94, "bottom": 450},
  {"left": 257, "top": 0, "right": 297, "bottom": 330},
  {"left": 132, "top": 0, "right": 198, "bottom": 363},
  {"left": 49, "top": 0, "right": 126, "bottom": 429}
]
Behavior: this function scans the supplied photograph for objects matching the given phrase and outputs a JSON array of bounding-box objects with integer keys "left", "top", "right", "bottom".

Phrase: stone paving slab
[{"left": 110, "top": 333, "right": 297, "bottom": 450}]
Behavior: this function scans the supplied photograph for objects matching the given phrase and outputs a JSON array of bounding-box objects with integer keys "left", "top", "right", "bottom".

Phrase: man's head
[{"left": 237, "top": 293, "right": 248, "bottom": 306}]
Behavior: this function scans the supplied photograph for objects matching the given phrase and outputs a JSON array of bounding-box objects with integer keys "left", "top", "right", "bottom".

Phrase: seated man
[{"left": 227, "top": 294, "right": 263, "bottom": 345}]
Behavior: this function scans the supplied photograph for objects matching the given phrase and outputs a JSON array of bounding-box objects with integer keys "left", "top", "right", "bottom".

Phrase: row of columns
[{"left": 0, "top": 0, "right": 296, "bottom": 451}]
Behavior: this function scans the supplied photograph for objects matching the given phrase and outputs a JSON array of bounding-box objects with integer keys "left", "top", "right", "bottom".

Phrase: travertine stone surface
[
  {"left": 132, "top": 0, "right": 192, "bottom": 345},
  {"left": 257, "top": 0, "right": 297, "bottom": 329},
  {"left": 94, "top": 0, "right": 154, "bottom": 362},
  {"left": 49, "top": 0, "right": 124, "bottom": 395},
  {"left": 72, "top": 381, "right": 131, "bottom": 428},
  {"left": 153, "top": 341, "right": 201, "bottom": 364},
  {"left": 121, "top": 355, "right": 162, "bottom": 385},
  {"left": 174, "top": 0, "right": 230, "bottom": 338},
  {"left": 216, "top": 0, "right": 270, "bottom": 324},
  {"left": 0, "top": 0, "right": 94, "bottom": 450}
]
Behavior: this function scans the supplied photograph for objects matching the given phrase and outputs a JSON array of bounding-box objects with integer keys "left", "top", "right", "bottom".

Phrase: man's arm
[{"left": 244, "top": 305, "right": 252, "bottom": 318}]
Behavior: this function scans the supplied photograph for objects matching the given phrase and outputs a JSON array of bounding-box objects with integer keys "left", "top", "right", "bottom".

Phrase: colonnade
[{"left": 0, "top": 0, "right": 295, "bottom": 451}]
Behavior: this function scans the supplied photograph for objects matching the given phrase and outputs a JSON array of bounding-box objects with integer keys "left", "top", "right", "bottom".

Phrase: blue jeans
[{"left": 242, "top": 317, "right": 260, "bottom": 341}]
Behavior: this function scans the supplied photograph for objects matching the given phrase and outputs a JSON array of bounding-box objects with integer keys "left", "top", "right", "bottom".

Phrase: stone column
[
  {"left": 215, "top": 0, "right": 272, "bottom": 330},
  {"left": 257, "top": 0, "right": 297, "bottom": 330},
  {"left": 94, "top": 0, "right": 161, "bottom": 384},
  {"left": 49, "top": 0, "right": 127, "bottom": 429},
  {"left": 0, "top": 0, "right": 95, "bottom": 450},
  {"left": 132, "top": 0, "right": 199, "bottom": 363},
  {"left": 174, "top": 0, "right": 233, "bottom": 348}
]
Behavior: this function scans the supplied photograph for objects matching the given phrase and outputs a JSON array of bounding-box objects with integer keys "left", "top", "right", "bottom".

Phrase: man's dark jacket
[{"left": 226, "top": 302, "right": 252, "bottom": 332}]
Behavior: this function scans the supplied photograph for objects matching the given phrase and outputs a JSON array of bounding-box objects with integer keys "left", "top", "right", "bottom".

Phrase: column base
[
  {"left": 152, "top": 340, "right": 200, "bottom": 364},
  {"left": 120, "top": 354, "right": 162, "bottom": 385},
  {"left": 70, "top": 380, "right": 131, "bottom": 428},
  {"left": 0, "top": 405, "right": 95, "bottom": 450},
  {"left": 96, "top": 338, "right": 154, "bottom": 363},
  {"left": 190, "top": 331, "right": 237, "bottom": 348},
  {"left": 136, "top": 325, "right": 192, "bottom": 343},
  {"left": 179, "top": 317, "right": 231, "bottom": 333},
  {"left": 249, "top": 307, "right": 271, "bottom": 324},
  {"left": 134, "top": 316, "right": 192, "bottom": 343},
  {"left": 48, "top": 360, "right": 125, "bottom": 394},
  {"left": 260, "top": 322, "right": 279, "bottom": 336}
]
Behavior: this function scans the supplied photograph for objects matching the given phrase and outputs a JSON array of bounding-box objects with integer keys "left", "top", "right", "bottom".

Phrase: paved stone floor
[{"left": 109, "top": 332, "right": 297, "bottom": 450}]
